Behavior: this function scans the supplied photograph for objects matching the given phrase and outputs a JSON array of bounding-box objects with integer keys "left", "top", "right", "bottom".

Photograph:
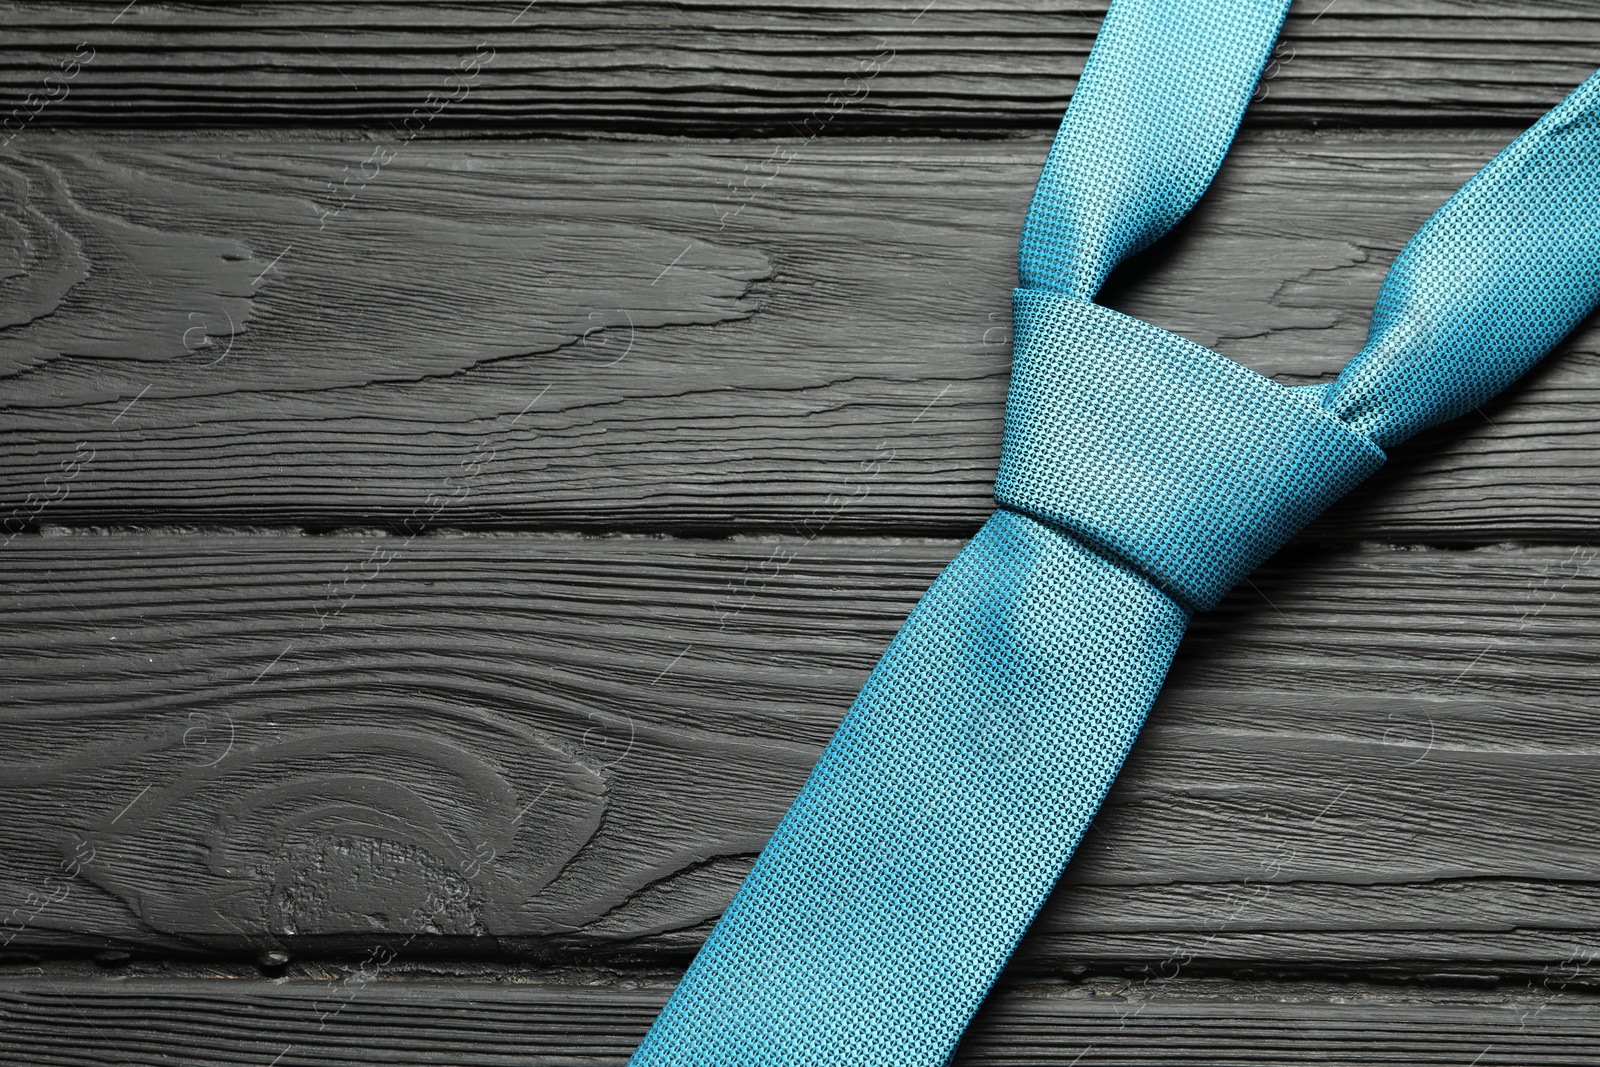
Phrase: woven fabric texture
[
  {"left": 627, "top": 0, "right": 1600, "bottom": 1061},
  {"left": 632, "top": 508, "right": 1187, "bottom": 1066},
  {"left": 996, "top": 292, "right": 1384, "bottom": 612},
  {"left": 1324, "top": 72, "right": 1600, "bottom": 449},
  {"left": 1019, "top": 0, "right": 1290, "bottom": 298}
]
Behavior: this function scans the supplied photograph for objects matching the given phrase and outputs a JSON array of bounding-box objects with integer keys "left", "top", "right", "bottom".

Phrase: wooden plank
[
  {"left": 0, "top": 2, "right": 1596, "bottom": 133},
  {"left": 2, "top": 533, "right": 1597, "bottom": 975},
  {"left": 2, "top": 976, "right": 1599, "bottom": 1065},
  {"left": 2, "top": 131, "right": 1598, "bottom": 540}
]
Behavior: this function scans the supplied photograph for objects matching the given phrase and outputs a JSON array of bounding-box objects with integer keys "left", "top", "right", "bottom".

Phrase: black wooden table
[{"left": 2, "top": 2, "right": 1599, "bottom": 1063}]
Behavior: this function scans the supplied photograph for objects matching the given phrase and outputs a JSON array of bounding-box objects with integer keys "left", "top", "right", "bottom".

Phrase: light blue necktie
[{"left": 628, "top": 2, "right": 1600, "bottom": 1063}]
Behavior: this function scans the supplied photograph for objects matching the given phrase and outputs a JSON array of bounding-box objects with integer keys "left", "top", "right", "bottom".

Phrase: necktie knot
[
  {"left": 1009, "top": 43, "right": 1600, "bottom": 614},
  {"left": 995, "top": 289, "right": 1385, "bottom": 613}
]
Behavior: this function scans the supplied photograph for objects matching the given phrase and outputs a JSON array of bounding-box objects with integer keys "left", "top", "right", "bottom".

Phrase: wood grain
[
  {"left": 1, "top": 1, "right": 1597, "bottom": 133},
  {"left": 3, "top": 131, "right": 1598, "bottom": 539},
  {"left": 1, "top": 976, "right": 1598, "bottom": 1065},
  {"left": 1, "top": 533, "right": 1596, "bottom": 975},
  {"left": 3, "top": 3, "right": 1597, "bottom": 1056}
]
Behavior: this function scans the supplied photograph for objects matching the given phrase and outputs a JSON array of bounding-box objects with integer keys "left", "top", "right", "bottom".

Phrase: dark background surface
[{"left": 2, "top": 1, "right": 1599, "bottom": 1062}]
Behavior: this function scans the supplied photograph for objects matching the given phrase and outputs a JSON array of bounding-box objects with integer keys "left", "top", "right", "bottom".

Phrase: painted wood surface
[
  {"left": 3, "top": 133, "right": 1599, "bottom": 540},
  {"left": 2, "top": 534, "right": 1596, "bottom": 979},
  {"left": 2, "top": 976, "right": 1599, "bottom": 1066},
  {"left": 1, "top": 1, "right": 1597, "bottom": 132}
]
